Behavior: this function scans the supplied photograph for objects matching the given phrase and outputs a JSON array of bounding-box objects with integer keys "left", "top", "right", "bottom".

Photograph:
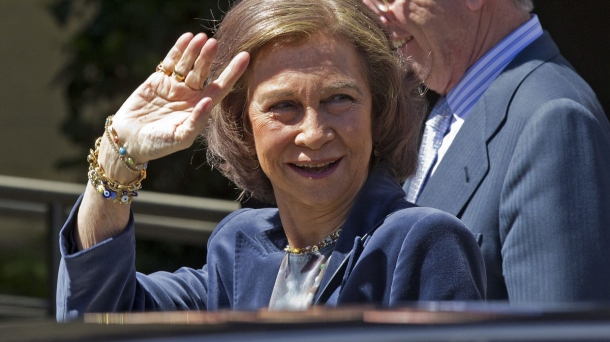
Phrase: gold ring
[
  {"left": 172, "top": 69, "right": 186, "bottom": 82},
  {"left": 155, "top": 62, "right": 171, "bottom": 76}
]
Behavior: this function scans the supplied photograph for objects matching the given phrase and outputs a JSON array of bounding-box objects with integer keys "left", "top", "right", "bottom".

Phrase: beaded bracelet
[
  {"left": 105, "top": 115, "right": 148, "bottom": 173},
  {"left": 87, "top": 137, "right": 146, "bottom": 204}
]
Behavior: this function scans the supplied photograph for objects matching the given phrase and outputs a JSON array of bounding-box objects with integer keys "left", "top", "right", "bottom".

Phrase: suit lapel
[
  {"left": 233, "top": 225, "right": 285, "bottom": 309},
  {"left": 315, "top": 167, "right": 409, "bottom": 303},
  {"left": 416, "top": 32, "right": 560, "bottom": 216},
  {"left": 313, "top": 237, "right": 355, "bottom": 304},
  {"left": 417, "top": 103, "right": 489, "bottom": 215}
]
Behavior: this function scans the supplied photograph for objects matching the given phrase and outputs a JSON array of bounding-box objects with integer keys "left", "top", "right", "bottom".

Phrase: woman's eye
[
  {"left": 324, "top": 94, "right": 355, "bottom": 113},
  {"left": 327, "top": 94, "right": 354, "bottom": 103},
  {"left": 269, "top": 101, "right": 295, "bottom": 111},
  {"left": 267, "top": 101, "right": 299, "bottom": 122}
]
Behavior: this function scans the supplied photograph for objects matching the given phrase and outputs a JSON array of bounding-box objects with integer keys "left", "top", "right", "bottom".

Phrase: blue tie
[{"left": 406, "top": 97, "right": 453, "bottom": 203}]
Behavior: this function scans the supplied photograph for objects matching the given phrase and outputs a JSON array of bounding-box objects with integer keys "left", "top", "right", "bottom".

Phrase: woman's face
[{"left": 247, "top": 34, "right": 373, "bottom": 210}]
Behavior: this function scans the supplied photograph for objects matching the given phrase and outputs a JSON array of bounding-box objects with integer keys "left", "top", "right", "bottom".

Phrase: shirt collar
[{"left": 446, "top": 15, "right": 543, "bottom": 119}]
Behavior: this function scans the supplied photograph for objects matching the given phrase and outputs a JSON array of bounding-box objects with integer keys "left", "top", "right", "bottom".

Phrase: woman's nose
[{"left": 294, "top": 109, "right": 335, "bottom": 150}]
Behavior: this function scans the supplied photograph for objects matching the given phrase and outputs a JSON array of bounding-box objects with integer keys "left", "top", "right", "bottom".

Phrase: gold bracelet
[
  {"left": 105, "top": 115, "right": 148, "bottom": 172},
  {"left": 87, "top": 137, "right": 146, "bottom": 204}
]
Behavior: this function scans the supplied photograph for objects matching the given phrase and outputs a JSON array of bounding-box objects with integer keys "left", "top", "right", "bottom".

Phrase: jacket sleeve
[
  {"left": 500, "top": 98, "right": 610, "bottom": 302},
  {"left": 56, "top": 195, "right": 210, "bottom": 321},
  {"left": 392, "top": 210, "right": 487, "bottom": 302}
]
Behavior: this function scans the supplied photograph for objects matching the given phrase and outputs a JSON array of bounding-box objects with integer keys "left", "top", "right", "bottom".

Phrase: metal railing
[{"left": 0, "top": 174, "right": 240, "bottom": 318}]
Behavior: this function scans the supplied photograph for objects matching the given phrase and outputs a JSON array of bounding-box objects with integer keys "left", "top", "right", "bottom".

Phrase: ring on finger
[
  {"left": 172, "top": 69, "right": 186, "bottom": 82},
  {"left": 155, "top": 62, "right": 171, "bottom": 76}
]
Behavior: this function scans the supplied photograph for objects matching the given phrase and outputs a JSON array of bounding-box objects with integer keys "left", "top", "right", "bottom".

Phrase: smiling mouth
[
  {"left": 392, "top": 36, "right": 414, "bottom": 49},
  {"left": 293, "top": 160, "right": 338, "bottom": 173}
]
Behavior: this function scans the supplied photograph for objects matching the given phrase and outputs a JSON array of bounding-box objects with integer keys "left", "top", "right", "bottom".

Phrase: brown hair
[{"left": 206, "top": 0, "right": 426, "bottom": 204}]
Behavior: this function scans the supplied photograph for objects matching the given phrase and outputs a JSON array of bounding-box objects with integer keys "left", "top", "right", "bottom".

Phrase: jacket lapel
[
  {"left": 315, "top": 167, "right": 410, "bottom": 303},
  {"left": 416, "top": 100, "right": 489, "bottom": 216},
  {"left": 233, "top": 215, "right": 286, "bottom": 310},
  {"left": 416, "top": 32, "right": 560, "bottom": 216}
]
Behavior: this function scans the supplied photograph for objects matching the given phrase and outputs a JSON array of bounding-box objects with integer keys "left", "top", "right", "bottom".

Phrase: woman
[{"left": 56, "top": 0, "right": 485, "bottom": 320}]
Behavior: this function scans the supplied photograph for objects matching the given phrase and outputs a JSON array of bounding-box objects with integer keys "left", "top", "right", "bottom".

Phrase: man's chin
[
  {"left": 397, "top": 43, "right": 409, "bottom": 56},
  {"left": 404, "top": 55, "right": 428, "bottom": 82},
  {"left": 394, "top": 42, "right": 435, "bottom": 89}
]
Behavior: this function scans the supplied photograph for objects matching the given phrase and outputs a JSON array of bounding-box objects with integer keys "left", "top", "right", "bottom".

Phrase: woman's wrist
[
  {"left": 76, "top": 126, "right": 146, "bottom": 250},
  {"left": 87, "top": 135, "right": 145, "bottom": 205},
  {"left": 76, "top": 182, "right": 131, "bottom": 250},
  {"left": 98, "top": 136, "right": 141, "bottom": 185},
  {"left": 104, "top": 115, "right": 148, "bottom": 174}
]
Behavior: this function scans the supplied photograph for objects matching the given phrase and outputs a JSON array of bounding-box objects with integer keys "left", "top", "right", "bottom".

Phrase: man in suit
[{"left": 363, "top": 0, "right": 610, "bottom": 302}]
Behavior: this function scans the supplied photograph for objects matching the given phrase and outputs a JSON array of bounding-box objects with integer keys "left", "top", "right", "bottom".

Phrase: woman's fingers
[
  {"left": 158, "top": 33, "right": 220, "bottom": 91},
  {"left": 190, "top": 51, "right": 250, "bottom": 128},
  {"left": 174, "top": 33, "right": 208, "bottom": 84},
  {"left": 206, "top": 51, "right": 250, "bottom": 100},
  {"left": 160, "top": 33, "right": 193, "bottom": 73},
  {"left": 145, "top": 33, "right": 250, "bottom": 143},
  {"left": 185, "top": 38, "right": 218, "bottom": 90}
]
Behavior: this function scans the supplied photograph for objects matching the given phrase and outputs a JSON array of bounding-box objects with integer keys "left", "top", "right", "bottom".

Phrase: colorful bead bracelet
[
  {"left": 87, "top": 136, "right": 146, "bottom": 204},
  {"left": 105, "top": 115, "right": 148, "bottom": 173}
]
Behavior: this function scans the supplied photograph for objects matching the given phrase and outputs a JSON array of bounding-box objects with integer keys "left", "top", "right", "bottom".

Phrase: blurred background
[{"left": 0, "top": 0, "right": 608, "bottom": 320}]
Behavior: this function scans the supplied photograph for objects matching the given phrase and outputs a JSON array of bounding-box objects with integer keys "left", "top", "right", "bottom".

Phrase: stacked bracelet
[
  {"left": 105, "top": 115, "right": 148, "bottom": 172},
  {"left": 87, "top": 137, "right": 146, "bottom": 204}
]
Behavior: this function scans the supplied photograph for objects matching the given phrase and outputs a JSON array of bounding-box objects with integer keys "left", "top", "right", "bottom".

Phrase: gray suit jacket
[{"left": 405, "top": 32, "right": 610, "bottom": 302}]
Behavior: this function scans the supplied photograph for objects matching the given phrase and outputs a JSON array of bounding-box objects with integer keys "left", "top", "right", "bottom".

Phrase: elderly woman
[{"left": 56, "top": 0, "right": 485, "bottom": 320}]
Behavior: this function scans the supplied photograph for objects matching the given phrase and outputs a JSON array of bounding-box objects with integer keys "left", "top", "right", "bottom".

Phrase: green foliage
[
  {"left": 0, "top": 237, "right": 47, "bottom": 299},
  {"left": 48, "top": 0, "right": 238, "bottom": 199}
]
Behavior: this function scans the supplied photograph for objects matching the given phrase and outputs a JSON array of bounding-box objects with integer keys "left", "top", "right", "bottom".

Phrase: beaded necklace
[{"left": 284, "top": 229, "right": 342, "bottom": 254}]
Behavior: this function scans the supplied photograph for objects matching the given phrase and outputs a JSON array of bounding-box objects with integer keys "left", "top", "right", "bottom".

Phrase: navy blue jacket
[
  {"left": 57, "top": 167, "right": 485, "bottom": 321},
  {"left": 405, "top": 32, "right": 610, "bottom": 302}
]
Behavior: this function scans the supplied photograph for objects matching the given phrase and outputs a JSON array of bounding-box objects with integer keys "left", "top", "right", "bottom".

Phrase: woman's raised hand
[
  {"left": 110, "top": 32, "right": 249, "bottom": 164},
  {"left": 75, "top": 33, "right": 249, "bottom": 250}
]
